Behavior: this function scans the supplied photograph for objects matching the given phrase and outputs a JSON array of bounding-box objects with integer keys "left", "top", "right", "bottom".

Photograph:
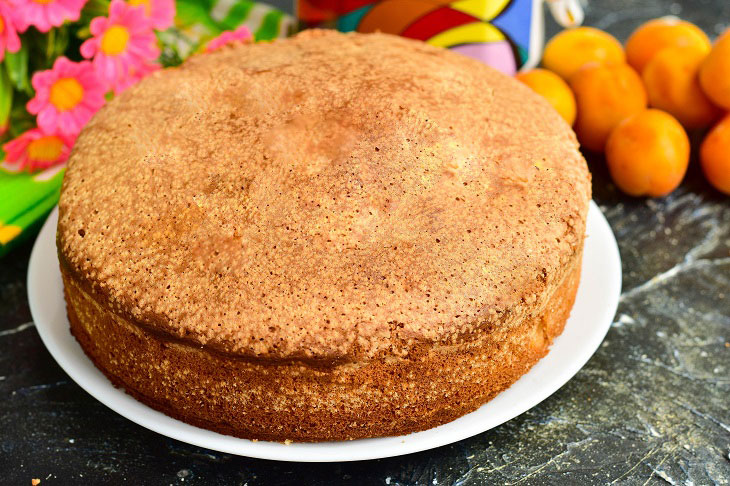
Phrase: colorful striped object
[
  {"left": 0, "top": 164, "right": 64, "bottom": 257},
  {"left": 298, "top": 0, "right": 536, "bottom": 75}
]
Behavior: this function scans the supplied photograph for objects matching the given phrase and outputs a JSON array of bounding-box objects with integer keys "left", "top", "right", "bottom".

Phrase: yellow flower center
[
  {"left": 34, "top": 0, "right": 55, "bottom": 4},
  {"left": 128, "top": 0, "right": 152, "bottom": 16},
  {"left": 0, "top": 16, "right": 4, "bottom": 34},
  {"left": 49, "top": 77, "right": 84, "bottom": 111},
  {"left": 27, "top": 136, "right": 64, "bottom": 162},
  {"left": 101, "top": 25, "right": 130, "bottom": 56}
]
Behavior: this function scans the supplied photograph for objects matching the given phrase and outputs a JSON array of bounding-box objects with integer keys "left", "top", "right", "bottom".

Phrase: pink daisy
[
  {"left": 112, "top": 60, "right": 159, "bottom": 94},
  {"left": 0, "top": 2, "right": 21, "bottom": 61},
  {"left": 27, "top": 57, "right": 106, "bottom": 137},
  {"left": 3, "top": 128, "right": 75, "bottom": 171},
  {"left": 206, "top": 25, "right": 252, "bottom": 52},
  {"left": 11, "top": 0, "right": 87, "bottom": 33},
  {"left": 80, "top": 0, "right": 160, "bottom": 88},
  {"left": 126, "top": 0, "right": 174, "bottom": 30}
]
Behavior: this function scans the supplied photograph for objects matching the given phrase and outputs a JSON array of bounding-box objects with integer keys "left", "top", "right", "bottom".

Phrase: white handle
[{"left": 546, "top": 0, "right": 584, "bottom": 27}]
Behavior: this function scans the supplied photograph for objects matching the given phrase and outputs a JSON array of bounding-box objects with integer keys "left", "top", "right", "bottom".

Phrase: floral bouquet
[{"left": 0, "top": 0, "right": 293, "bottom": 256}]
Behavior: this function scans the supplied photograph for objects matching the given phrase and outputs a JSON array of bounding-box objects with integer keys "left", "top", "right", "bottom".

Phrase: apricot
[
  {"left": 699, "top": 28, "right": 730, "bottom": 110},
  {"left": 606, "top": 109, "right": 690, "bottom": 197},
  {"left": 700, "top": 115, "right": 730, "bottom": 195},
  {"left": 570, "top": 62, "right": 647, "bottom": 152},
  {"left": 542, "top": 27, "right": 625, "bottom": 80},
  {"left": 642, "top": 46, "right": 721, "bottom": 130},
  {"left": 625, "top": 17, "right": 711, "bottom": 73},
  {"left": 515, "top": 68, "right": 577, "bottom": 125}
]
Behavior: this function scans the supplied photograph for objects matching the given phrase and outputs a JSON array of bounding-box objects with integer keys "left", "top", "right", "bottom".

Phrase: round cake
[{"left": 58, "top": 30, "right": 591, "bottom": 442}]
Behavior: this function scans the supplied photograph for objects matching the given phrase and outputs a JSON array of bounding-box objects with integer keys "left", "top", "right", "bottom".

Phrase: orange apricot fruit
[
  {"left": 700, "top": 115, "right": 730, "bottom": 195},
  {"left": 515, "top": 68, "right": 577, "bottom": 125},
  {"left": 699, "top": 28, "right": 730, "bottom": 110},
  {"left": 606, "top": 109, "right": 690, "bottom": 197},
  {"left": 642, "top": 45, "right": 722, "bottom": 130},
  {"left": 570, "top": 62, "right": 647, "bottom": 152},
  {"left": 542, "top": 27, "right": 625, "bottom": 80},
  {"left": 625, "top": 17, "right": 711, "bottom": 73}
]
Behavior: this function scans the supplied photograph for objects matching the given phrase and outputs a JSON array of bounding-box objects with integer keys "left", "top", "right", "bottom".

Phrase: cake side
[
  {"left": 57, "top": 31, "right": 591, "bottom": 361},
  {"left": 62, "top": 247, "right": 583, "bottom": 442}
]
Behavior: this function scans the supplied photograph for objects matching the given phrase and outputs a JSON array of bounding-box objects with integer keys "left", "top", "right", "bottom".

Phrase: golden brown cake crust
[
  {"left": 63, "top": 248, "right": 582, "bottom": 442},
  {"left": 58, "top": 30, "right": 590, "bottom": 362}
]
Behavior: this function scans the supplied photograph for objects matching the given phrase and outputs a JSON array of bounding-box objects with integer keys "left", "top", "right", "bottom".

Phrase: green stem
[{"left": 46, "top": 28, "right": 55, "bottom": 60}]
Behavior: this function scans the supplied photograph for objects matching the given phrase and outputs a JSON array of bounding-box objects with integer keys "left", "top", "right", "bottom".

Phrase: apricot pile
[{"left": 515, "top": 17, "right": 730, "bottom": 197}]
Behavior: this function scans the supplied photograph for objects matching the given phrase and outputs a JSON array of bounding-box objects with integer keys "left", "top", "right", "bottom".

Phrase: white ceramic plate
[{"left": 28, "top": 201, "right": 620, "bottom": 462}]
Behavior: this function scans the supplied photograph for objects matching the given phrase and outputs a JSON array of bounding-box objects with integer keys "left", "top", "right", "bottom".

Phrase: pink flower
[
  {"left": 112, "top": 60, "right": 159, "bottom": 94},
  {"left": 80, "top": 0, "right": 160, "bottom": 88},
  {"left": 206, "top": 26, "right": 252, "bottom": 52},
  {"left": 27, "top": 57, "right": 106, "bottom": 137},
  {"left": 126, "top": 0, "right": 174, "bottom": 30},
  {"left": 3, "top": 128, "right": 75, "bottom": 171},
  {"left": 0, "top": 3, "right": 21, "bottom": 61},
  {"left": 11, "top": 0, "right": 87, "bottom": 33}
]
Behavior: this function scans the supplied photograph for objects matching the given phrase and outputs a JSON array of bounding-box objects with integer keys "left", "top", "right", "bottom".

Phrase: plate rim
[{"left": 28, "top": 201, "right": 621, "bottom": 462}]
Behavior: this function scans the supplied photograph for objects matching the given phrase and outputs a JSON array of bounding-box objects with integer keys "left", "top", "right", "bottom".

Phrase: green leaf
[
  {"left": 4, "top": 44, "right": 30, "bottom": 94},
  {"left": 219, "top": 1, "right": 255, "bottom": 30},
  {"left": 175, "top": 0, "right": 222, "bottom": 32},
  {"left": 255, "top": 10, "right": 284, "bottom": 41},
  {"left": 0, "top": 68, "right": 12, "bottom": 132}
]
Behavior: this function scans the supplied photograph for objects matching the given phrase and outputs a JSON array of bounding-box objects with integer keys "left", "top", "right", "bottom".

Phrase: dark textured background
[{"left": 2, "top": 1, "right": 729, "bottom": 484}]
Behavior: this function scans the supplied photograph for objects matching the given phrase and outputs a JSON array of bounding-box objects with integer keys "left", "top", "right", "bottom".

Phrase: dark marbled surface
[{"left": 2, "top": 1, "right": 729, "bottom": 484}]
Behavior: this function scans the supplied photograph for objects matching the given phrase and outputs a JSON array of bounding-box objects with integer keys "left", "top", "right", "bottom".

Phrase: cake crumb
[
  {"left": 31, "top": 480, "right": 40, "bottom": 486},
  {"left": 284, "top": 439, "right": 293, "bottom": 445}
]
